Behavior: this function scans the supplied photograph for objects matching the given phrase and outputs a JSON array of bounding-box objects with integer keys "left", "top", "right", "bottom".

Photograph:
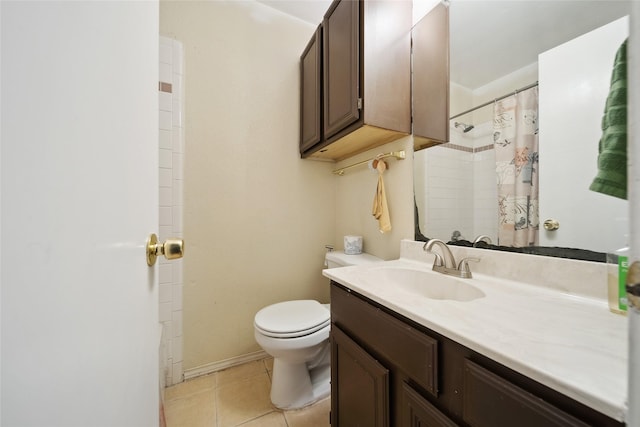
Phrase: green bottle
[{"left": 607, "top": 245, "right": 629, "bottom": 315}]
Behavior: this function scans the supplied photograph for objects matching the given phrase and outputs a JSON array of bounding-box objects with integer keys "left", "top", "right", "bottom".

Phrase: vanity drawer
[
  {"left": 331, "top": 284, "right": 438, "bottom": 396},
  {"left": 463, "top": 359, "right": 590, "bottom": 427}
]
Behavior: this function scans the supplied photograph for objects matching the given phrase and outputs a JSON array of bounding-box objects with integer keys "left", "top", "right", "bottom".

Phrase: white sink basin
[{"left": 359, "top": 266, "right": 485, "bottom": 302}]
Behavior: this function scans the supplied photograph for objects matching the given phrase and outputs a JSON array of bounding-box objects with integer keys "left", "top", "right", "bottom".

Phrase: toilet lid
[{"left": 254, "top": 300, "right": 330, "bottom": 338}]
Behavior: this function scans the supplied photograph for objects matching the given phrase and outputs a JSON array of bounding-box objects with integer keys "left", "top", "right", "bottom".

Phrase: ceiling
[
  {"left": 256, "top": 0, "right": 631, "bottom": 89},
  {"left": 450, "top": 1, "right": 631, "bottom": 89},
  {"left": 256, "top": 0, "right": 331, "bottom": 24}
]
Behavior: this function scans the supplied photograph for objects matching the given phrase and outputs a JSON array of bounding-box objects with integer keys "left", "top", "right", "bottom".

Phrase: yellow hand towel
[{"left": 372, "top": 161, "right": 391, "bottom": 233}]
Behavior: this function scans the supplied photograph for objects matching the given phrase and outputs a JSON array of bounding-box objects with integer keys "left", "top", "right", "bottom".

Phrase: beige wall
[
  {"left": 333, "top": 136, "right": 415, "bottom": 260},
  {"left": 160, "top": 0, "right": 414, "bottom": 373}
]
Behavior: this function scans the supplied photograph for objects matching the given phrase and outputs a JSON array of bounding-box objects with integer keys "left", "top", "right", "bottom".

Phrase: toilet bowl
[{"left": 253, "top": 250, "right": 382, "bottom": 409}]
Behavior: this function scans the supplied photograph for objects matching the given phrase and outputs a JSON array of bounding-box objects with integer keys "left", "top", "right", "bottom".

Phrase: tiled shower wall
[
  {"left": 471, "top": 122, "right": 499, "bottom": 241},
  {"left": 422, "top": 133, "right": 474, "bottom": 241},
  {"left": 420, "top": 120, "right": 498, "bottom": 243},
  {"left": 159, "top": 36, "right": 184, "bottom": 387}
]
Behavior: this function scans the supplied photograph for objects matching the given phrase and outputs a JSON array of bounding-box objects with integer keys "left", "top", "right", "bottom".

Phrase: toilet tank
[{"left": 324, "top": 251, "right": 383, "bottom": 269}]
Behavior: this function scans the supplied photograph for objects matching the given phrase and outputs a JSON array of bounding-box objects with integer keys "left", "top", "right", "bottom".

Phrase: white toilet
[{"left": 253, "top": 250, "right": 382, "bottom": 409}]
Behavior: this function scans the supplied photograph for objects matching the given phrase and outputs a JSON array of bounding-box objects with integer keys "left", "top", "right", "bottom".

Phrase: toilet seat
[{"left": 254, "top": 300, "right": 330, "bottom": 338}]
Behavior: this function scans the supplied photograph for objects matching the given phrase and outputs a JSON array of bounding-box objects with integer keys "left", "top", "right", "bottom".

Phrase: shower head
[{"left": 454, "top": 121, "right": 474, "bottom": 133}]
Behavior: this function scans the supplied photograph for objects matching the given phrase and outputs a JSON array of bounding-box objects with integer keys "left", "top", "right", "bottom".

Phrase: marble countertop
[{"left": 323, "top": 257, "right": 628, "bottom": 422}]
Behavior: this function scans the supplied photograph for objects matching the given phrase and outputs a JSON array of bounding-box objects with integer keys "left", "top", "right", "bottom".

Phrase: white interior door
[
  {"left": 628, "top": 3, "right": 640, "bottom": 425},
  {"left": 538, "top": 17, "right": 629, "bottom": 253},
  {"left": 1, "top": 2, "right": 160, "bottom": 426}
]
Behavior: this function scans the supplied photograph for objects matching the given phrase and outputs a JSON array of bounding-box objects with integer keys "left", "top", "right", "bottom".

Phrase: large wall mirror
[{"left": 414, "top": 0, "right": 631, "bottom": 261}]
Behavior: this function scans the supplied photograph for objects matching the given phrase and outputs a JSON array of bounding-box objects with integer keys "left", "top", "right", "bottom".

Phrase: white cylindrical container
[{"left": 344, "top": 235, "right": 363, "bottom": 255}]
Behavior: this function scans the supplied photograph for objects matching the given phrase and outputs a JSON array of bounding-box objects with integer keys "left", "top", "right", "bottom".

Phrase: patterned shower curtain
[{"left": 493, "top": 87, "right": 539, "bottom": 247}]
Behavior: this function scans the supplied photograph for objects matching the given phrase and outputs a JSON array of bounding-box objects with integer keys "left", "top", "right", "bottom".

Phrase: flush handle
[
  {"left": 543, "top": 219, "right": 560, "bottom": 231},
  {"left": 146, "top": 233, "right": 184, "bottom": 266}
]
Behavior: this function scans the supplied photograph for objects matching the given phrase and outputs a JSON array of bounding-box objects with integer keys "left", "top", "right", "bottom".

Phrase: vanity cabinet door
[
  {"left": 331, "top": 325, "right": 389, "bottom": 427},
  {"left": 412, "top": 2, "right": 449, "bottom": 150},
  {"left": 299, "top": 26, "right": 323, "bottom": 154},
  {"left": 322, "top": 0, "right": 360, "bottom": 140},
  {"left": 402, "top": 382, "right": 458, "bottom": 427}
]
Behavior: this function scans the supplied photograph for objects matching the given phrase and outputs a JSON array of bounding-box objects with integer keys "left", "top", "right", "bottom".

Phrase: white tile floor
[{"left": 162, "top": 358, "right": 330, "bottom": 427}]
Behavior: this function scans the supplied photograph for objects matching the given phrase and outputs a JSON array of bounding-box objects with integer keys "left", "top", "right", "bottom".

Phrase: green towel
[{"left": 590, "top": 38, "right": 628, "bottom": 200}]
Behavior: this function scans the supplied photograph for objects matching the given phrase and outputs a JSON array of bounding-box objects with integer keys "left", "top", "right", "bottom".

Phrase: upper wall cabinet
[
  {"left": 323, "top": 0, "right": 359, "bottom": 141},
  {"left": 300, "top": 26, "right": 323, "bottom": 153},
  {"left": 412, "top": 2, "right": 449, "bottom": 151},
  {"left": 300, "top": 0, "right": 412, "bottom": 161}
]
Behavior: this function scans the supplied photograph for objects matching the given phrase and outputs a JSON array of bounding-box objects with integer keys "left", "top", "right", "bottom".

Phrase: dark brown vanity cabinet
[
  {"left": 330, "top": 282, "right": 625, "bottom": 427},
  {"left": 299, "top": 0, "right": 411, "bottom": 161},
  {"left": 412, "top": 2, "right": 450, "bottom": 151}
]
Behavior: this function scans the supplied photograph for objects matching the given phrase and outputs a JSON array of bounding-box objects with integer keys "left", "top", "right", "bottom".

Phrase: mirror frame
[{"left": 414, "top": 210, "right": 606, "bottom": 262}]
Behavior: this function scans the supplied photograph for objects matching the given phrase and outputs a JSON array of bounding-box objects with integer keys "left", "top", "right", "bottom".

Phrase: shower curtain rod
[{"left": 450, "top": 81, "right": 539, "bottom": 120}]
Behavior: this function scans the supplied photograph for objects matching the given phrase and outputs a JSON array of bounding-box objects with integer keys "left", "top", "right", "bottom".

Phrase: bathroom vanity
[{"left": 324, "top": 242, "right": 628, "bottom": 426}]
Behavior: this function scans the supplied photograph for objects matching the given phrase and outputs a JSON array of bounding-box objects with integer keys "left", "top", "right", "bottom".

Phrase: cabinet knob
[{"left": 543, "top": 219, "right": 560, "bottom": 231}]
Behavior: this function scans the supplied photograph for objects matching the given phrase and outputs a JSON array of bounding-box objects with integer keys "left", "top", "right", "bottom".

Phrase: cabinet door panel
[
  {"left": 463, "top": 359, "right": 590, "bottom": 427},
  {"left": 300, "top": 26, "right": 322, "bottom": 153},
  {"left": 323, "top": 0, "right": 360, "bottom": 139},
  {"left": 402, "top": 382, "right": 458, "bottom": 427},
  {"left": 413, "top": 2, "right": 449, "bottom": 148},
  {"left": 331, "top": 325, "right": 389, "bottom": 427}
]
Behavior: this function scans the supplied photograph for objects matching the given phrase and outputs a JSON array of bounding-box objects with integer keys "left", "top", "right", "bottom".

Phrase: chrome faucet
[
  {"left": 473, "top": 235, "right": 492, "bottom": 247},
  {"left": 424, "top": 239, "right": 457, "bottom": 269},
  {"left": 423, "top": 239, "right": 479, "bottom": 279}
]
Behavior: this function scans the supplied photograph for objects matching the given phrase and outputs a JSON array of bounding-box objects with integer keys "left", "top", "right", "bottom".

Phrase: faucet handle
[{"left": 458, "top": 257, "right": 480, "bottom": 277}]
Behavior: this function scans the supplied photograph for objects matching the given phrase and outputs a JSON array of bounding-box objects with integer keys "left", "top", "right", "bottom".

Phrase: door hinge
[{"left": 357, "top": 97, "right": 363, "bottom": 110}]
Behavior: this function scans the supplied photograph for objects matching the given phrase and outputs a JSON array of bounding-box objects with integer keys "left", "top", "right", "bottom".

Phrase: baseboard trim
[{"left": 183, "top": 350, "right": 269, "bottom": 381}]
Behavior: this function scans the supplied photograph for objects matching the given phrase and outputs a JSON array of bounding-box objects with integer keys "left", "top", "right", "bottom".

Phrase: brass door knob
[
  {"left": 626, "top": 261, "right": 640, "bottom": 310},
  {"left": 146, "top": 233, "right": 184, "bottom": 266},
  {"left": 543, "top": 219, "right": 560, "bottom": 231}
]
